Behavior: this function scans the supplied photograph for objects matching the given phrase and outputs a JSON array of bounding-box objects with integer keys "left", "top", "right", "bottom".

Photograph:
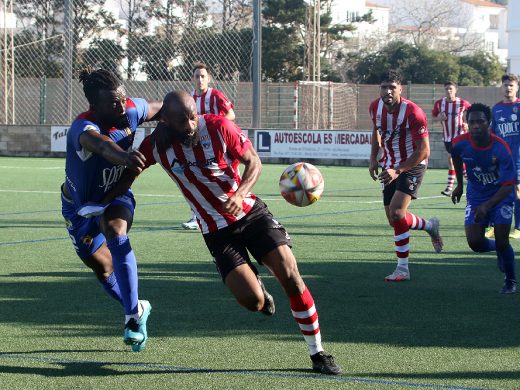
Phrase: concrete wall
[{"left": 0, "top": 124, "right": 451, "bottom": 168}]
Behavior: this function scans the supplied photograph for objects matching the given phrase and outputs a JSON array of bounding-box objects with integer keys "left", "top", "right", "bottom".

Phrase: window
[{"left": 490, "top": 14, "right": 498, "bottom": 29}]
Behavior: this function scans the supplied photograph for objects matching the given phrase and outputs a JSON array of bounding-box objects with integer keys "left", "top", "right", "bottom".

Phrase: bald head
[
  {"left": 162, "top": 91, "right": 197, "bottom": 121},
  {"left": 159, "top": 91, "right": 199, "bottom": 147}
]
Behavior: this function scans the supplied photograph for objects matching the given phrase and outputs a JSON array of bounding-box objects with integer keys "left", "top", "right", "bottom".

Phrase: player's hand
[
  {"left": 124, "top": 150, "right": 146, "bottom": 174},
  {"left": 378, "top": 168, "right": 398, "bottom": 185},
  {"left": 451, "top": 186, "right": 463, "bottom": 205},
  {"left": 440, "top": 112, "right": 448, "bottom": 121},
  {"left": 369, "top": 160, "right": 379, "bottom": 181},
  {"left": 223, "top": 194, "right": 244, "bottom": 216}
]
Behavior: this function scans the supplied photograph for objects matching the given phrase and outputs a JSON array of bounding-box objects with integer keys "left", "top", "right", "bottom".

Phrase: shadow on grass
[
  {"left": 0, "top": 355, "right": 319, "bottom": 377},
  {"left": 1, "top": 256, "right": 519, "bottom": 350}
]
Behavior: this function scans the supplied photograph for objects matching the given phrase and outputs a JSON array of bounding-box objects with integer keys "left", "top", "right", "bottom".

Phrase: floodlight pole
[{"left": 252, "top": 0, "right": 261, "bottom": 128}]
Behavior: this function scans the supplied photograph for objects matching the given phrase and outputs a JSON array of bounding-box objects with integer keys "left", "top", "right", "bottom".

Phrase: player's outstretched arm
[
  {"left": 79, "top": 130, "right": 145, "bottom": 172},
  {"left": 146, "top": 100, "right": 163, "bottom": 121}
]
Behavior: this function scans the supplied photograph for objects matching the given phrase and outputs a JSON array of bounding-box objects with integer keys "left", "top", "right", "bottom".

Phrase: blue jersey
[
  {"left": 452, "top": 133, "right": 516, "bottom": 205},
  {"left": 491, "top": 99, "right": 520, "bottom": 163},
  {"left": 64, "top": 98, "right": 149, "bottom": 207}
]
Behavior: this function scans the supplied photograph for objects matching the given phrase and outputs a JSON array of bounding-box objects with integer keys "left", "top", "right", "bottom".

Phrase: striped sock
[
  {"left": 394, "top": 217, "right": 410, "bottom": 269},
  {"left": 290, "top": 287, "right": 323, "bottom": 356},
  {"left": 405, "top": 212, "right": 430, "bottom": 231}
]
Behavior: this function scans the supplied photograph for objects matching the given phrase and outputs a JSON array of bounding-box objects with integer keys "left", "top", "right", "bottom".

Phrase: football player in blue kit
[
  {"left": 60, "top": 67, "right": 162, "bottom": 350},
  {"left": 451, "top": 103, "right": 517, "bottom": 294},
  {"left": 488, "top": 74, "right": 520, "bottom": 239}
]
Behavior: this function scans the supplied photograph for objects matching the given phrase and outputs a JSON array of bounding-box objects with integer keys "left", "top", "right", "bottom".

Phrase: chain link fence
[
  {"left": 0, "top": 0, "right": 507, "bottom": 131},
  {"left": 0, "top": 0, "right": 253, "bottom": 125}
]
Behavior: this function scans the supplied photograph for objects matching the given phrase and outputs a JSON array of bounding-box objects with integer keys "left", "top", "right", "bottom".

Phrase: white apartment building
[
  {"left": 508, "top": 1, "right": 520, "bottom": 74},
  {"left": 332, "top": 0, "right": 508, "bottom": 65}
]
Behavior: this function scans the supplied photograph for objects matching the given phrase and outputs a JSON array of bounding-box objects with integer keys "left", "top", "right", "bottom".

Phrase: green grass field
[{"left": 0, "top": 156, "right": 519, "bottom": 389}]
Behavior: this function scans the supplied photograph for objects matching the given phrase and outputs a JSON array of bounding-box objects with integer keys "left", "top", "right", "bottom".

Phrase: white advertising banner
[
  {"left": 51, "top": 126, "right": 69, "bottom": 152},
  {"left": 255, "top": 129, "right": 372, "bottom": 160},
  {"left": 51, "top": 126, "right": 147, "bottom": 152}
]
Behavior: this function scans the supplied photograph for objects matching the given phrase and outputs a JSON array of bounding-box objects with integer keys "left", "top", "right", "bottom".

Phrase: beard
[
  {"left": 180, "top": 130, "right": 200, "bottom": 147},
  {"left": 114, "top": 114, "right": 131, "bottom": 129}
]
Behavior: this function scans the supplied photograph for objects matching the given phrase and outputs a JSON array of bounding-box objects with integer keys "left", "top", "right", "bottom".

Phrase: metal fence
[
  {"left": 1, "top": 0, "right": 253, "bottom": 125},
  {"left": 0, "top": 0, "right": 506, "bottom": 131}
]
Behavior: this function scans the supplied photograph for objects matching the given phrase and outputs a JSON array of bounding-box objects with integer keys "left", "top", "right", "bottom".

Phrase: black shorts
[
  {"left": 382, "top": 165, "right": 426, "bottom": 206},
  {"left": 444, "top": 141, "right": 453, "bottom": 154},
  {"left": 202, "top": 198, "right": 292, "bottom": 282}
]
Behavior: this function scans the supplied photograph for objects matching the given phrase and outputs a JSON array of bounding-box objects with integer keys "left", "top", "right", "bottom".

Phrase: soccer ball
[{"left": 279, "top": 162, "right": 324, "bottom": 207}]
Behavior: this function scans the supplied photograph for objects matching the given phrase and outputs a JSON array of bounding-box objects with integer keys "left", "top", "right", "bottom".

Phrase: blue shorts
[
  {"left": 61, "top": 190, "right": 136, "bottom": 259},
  {"left": 464, "top": 199, "right": 514, "bottom": 226}
]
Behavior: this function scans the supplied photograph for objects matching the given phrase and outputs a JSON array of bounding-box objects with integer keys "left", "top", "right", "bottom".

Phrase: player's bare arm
[
  {"left": 451, "top": 154, "right": 465, "bottom": 204},
  {"left": 369, "top": 126, "right": 381, "bottom": 181},
  {"left": 225, "top": 108, "right": 236, "bottom": 121},
  {"left": 79, "top": 130, "right": 145, "bottom": 173},
  {"left": 436, "top": 112, "right": 448, "bottom": 121},
  {"left": 146, "top": 100, "right": 163, "bottom": 121},
  {"left": 222, "top": 147, "right": 262, "bottom": 216},
  {"left": 378, "top": 136, "right": 430, "bottom": 185}
]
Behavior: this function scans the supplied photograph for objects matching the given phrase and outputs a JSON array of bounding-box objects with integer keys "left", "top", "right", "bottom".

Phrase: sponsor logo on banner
[
  {"left": 256, "top": 131, "right": 272, "bottom": 153},
  {"left": 253, "top": 129, "right": 372, "bottom": 160},
  {"left": 50, "top": 126, "right": 70, "bottom": 152}
]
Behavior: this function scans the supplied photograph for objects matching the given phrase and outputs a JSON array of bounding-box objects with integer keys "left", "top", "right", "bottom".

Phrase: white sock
[
  {"left": 425, "top": 220, "right": 432, "bottom": 232},
  {"left": 397, "top": 259, "right": 409, "bottom": 269},
  {"left": 125, "top": 313, "right": 139, "bottom": 324}
]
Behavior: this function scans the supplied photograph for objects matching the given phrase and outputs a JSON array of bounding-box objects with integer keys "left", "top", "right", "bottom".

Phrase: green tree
[
  {"left": 262, "top": 0, "right": 362, "bottom": 82},
  {"left": 458, "top": 52, "right": 503, "bottom": 86},
  {"left": 348, "top": 42, "right": 503, "bottom": 86},
  {"left": 13, "top": 0, "right": 119, "bottom": 78},
  {"left": 81, "top": 39, "right": 125, "bottom": 77}
]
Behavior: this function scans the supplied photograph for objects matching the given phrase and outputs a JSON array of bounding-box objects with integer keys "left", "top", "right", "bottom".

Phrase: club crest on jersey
[
  {"left": 500, "top": 204, "right": 513, "bottom": 220},
  {"left": 511, "top": 114, "right": 518, "bottom": 122},
  {"left": 81, "top": 235, "right": 93, "bottom": 246},
  {"left": 513, "top": 106, "right": 518, "bottom": 113}
]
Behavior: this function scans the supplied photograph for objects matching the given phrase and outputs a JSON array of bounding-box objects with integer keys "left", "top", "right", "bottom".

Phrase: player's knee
[
  {"left": 237, "top": 292, "right": 264, "bottom": 312},
  {"left": 389, "top": 209, "right": 405, "bottom": 221},
  {"left": 467, "top": 238, "right": 486, "bottom": 252}
]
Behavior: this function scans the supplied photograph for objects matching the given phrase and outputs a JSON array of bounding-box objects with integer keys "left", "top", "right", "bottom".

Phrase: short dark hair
[
  {"left": 192, "top": 62, "right": 211, "bottom": 77},
  {"left": 444, "top": 81, "right": 457, "bottom": 87},
  {"left": 379, "top": 69, "right": 402, "bottom": 84},
  {"left": 466, "top": 102, "right": 491, "bottom": 123},
  {"left": 79, "top": 67, "right": 122, "bottom": 105},
  {"left": 501, "top": 73, "right": 519, "bottom": 83}
]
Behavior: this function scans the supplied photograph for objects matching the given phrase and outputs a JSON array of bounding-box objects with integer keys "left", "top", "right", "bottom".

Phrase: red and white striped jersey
[
  {"left": 191, "top": 87, "right": 234, "bottom": 117},
  {"left": 138, "top": 114, "right": 255, "bottom": 234},
  {"left": 369, "top": 97, "right": 429, "bottom": 169},
  {"left": 432, "top": 97, "right": 471, "bottom": 142}
]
